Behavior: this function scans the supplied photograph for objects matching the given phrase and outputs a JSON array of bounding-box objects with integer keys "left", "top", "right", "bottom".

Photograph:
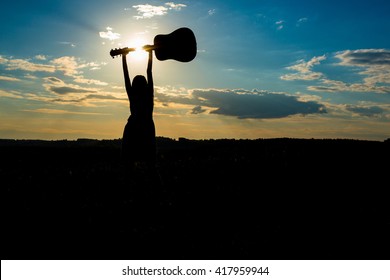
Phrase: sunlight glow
[{"left": 127, "top": 37, "right": 148, "bottom": 61}]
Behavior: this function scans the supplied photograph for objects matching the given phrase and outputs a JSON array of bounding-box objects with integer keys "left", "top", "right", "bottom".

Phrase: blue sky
[{"left": 1, "top": 0, "right": 389, "bottom": 140}]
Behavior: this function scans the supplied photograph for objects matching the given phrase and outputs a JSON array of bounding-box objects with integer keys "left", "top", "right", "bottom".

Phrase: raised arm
[
  {"left": 122, "top": 53, "right": 131, "bottom": 96},
  {"left": 146, "top": 47, "right": 153, "bottom": 90}
]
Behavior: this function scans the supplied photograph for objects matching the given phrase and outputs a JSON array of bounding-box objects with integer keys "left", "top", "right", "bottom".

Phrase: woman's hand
[{"left": 143, "top": 45, "right": 154, "bottom": 52}]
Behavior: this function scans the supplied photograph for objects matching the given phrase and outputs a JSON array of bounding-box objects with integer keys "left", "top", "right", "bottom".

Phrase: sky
[{"left": 1, "top": 0, "right": 389, "bottom": 141}]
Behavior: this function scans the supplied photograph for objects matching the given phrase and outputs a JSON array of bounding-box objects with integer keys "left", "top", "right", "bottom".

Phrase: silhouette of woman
[{"left": 121, "top": 46, "right": 160, "bottom": 184}]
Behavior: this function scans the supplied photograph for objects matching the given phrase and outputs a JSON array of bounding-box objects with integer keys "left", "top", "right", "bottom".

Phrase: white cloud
[
  {"left": 303, "top": 49, "right": 390, "bottom": 94},
  {"left": 83, "top": 61, "right": 104, "bottom": 71},
  {"left": 132, "top": 2, "right": 186, "bottom": 19},
  {"left": 51, "top": 56, "right": 80, "bottom": 76},
  {"left": 1, "top": 56, "right": 56, "bottom": 73},
  {"left": 281, "top": 72, "right": 323, "bottom": 81},
  {"left": 50, "top": 57, "right": 108, "bottom": 86},
  {"left": 0, "top": 55, "right": 90, "bottom": 78},
  {"left": 276, "top": 20, "right": 284, "bottom": 30},
  {"left": 133, "top": 4, "right": 168, "bottom": 19},
  {"left": 0, "top": 89, "right": 25, "bottom": 99},
  {"left": 165, "top": 2, "right": 186, "bottom": 10},
  {"left": 99, "top": 27, "right": 121, "bottom": 40},
  {"left": 24, "top": 74, "right": 38, "bottom": 80},
  {"left": 308, "top": 79, "right": 390, "bottom": 94},
  {"left": 281, "top": 55, "right": 326, "bottom": 81},
  {"left": 35, "top": 55, "right": 47, "bottom": 60},
  {"left": 59, "top": 41, "right": 76, "bottom": 47},
  {"left": 288, "top": 55, "right": 326, "bottom": 73},
  {"left": 296, "top": 17, "right": 308, "bottom": 27},
  {"left": 336, "top": 49, "right": 390, "bottom": 88},
  {"left": 0, "top": 75, "right": 21, "bottom": 82},
  {"left": 208, "top": 9, "right": 216, "bottom": 16},
  {"left": 335, "top": 49, "right": 390, "bottom": 66},
  {"left": 0, "top": 55, "right": 7, "bottom": 64},
  {"left": 73, "top": 77, "right": 108, "bottom": 86},
  {"left": 0, "top": 54, "right": 109, "bottom": 89}
]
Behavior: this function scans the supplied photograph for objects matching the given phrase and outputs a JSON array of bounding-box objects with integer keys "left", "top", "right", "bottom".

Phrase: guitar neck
[{"left": 109, "top": 47, "right": 136, "bottom": 58}]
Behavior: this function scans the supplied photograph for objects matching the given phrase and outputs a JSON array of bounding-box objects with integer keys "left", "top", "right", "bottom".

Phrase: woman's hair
[{"left": 132, "top": 75, "right": 147, "bottom": 90}]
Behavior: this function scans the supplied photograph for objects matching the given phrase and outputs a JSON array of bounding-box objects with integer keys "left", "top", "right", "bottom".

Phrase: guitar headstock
[{"left": 109, "top": 47, "right": 135, "bottom": 58}]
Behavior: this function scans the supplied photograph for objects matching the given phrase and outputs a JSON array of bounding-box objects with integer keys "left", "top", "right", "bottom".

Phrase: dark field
[{"left": 2, "top": 137, "right": 389, "bottom": 260}]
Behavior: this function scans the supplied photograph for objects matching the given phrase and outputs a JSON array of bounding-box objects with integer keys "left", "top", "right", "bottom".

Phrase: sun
[{"left": 127, "top": 37, "right": 148, "bottom": 61}]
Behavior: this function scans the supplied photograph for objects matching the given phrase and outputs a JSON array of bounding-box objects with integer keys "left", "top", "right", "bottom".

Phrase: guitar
[{"left": 109, "top": 27, "right": 197, "bottom": 62}]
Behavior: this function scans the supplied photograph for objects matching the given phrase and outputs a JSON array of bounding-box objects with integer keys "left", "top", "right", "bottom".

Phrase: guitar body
[{"left": 153, "top": 27, "right": 197, "bottom": 62}]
